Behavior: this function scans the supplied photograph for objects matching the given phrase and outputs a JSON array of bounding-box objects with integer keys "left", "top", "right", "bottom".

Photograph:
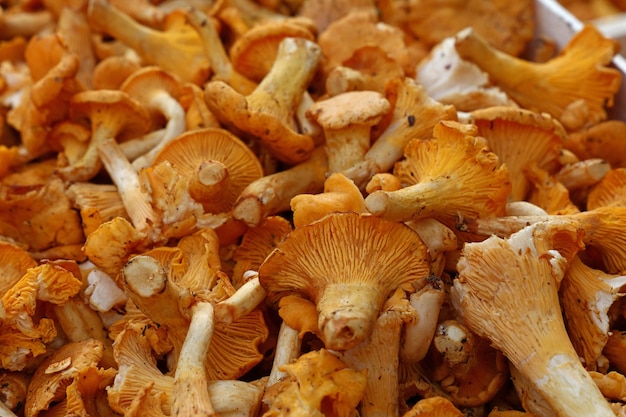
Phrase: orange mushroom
[
  {"left": 454, "top": 25, "right": 621, "bottom": 130},
  {"left": 204, "top": 37, "right": 319, "bottom": 165},
  {"left": 152, "top": 127, "right": 263, "bottom": 214},
  {"left": 365, "top": 120, "right": 511, "bottom": 224},
  {"left": 258, "top": 212, "right": 430, "bottom": 351},
  {"left": 451, "top": 221, "right": 614, "bottom": 417}
]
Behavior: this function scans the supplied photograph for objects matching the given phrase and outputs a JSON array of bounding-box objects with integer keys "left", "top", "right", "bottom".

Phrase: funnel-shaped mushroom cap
[
  {"left": 451, "top": 222, "right": 615, "bottom": 417},
  {"left": 153, "top": 128, "right": 263, "bottom": 214},
  {"left": 258, "top": 212, "right": 430, "bottom": 350},
  {"left": 470, "top": 106, "right": 566, "bottom": 201}
]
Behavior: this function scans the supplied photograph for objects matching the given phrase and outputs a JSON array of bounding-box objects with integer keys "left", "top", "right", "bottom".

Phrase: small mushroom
[
  {"left": 342, "top": 77, "right": 457, "bottom": 189},
  {"left": 57, "top": 89, "right": 151, "bottom": 182},
  {"left": 470, "top": 106, "right": 566, "bottom": 201},
  {"left": 152, "top": 127, "right": 263, "bottom": 214},
  {"left": 307, "top": 90, "right": 390, "bottom": 173}
]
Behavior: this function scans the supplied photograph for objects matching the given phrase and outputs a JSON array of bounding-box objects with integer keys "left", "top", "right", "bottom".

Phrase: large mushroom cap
[
  {"left": 153, "top": 127, "right": 263, "bottom": 214},
  {"left": 258, "top": 211, "right": 430, "bottom": 350}
]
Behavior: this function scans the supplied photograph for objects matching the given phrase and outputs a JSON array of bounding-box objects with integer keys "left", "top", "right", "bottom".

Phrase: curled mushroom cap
[
  {"left": 258, "top": 212, "right": 430, "bottom": 351},
  {"left": 263, "top": 349, "right": 367, "bottom": 417},
  {"left": 365, "top": 120, "right": 512, "bottom": 224},
  {"left": 454, "top": 25, "right": 621, "bottom": 130},
  {"left": 451, "top": 221, "right": 614, "bottom": 417},
  {"left": 153, "top": 127, "right": 263, "bottom": 214},
  {"left": 25, "top": 338, "right": 104, "bottom": 417}
]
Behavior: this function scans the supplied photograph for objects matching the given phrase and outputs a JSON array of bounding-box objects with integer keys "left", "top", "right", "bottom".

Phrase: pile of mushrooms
[{"left": 1, "top": 0, "right": 626, "bottom": 416}]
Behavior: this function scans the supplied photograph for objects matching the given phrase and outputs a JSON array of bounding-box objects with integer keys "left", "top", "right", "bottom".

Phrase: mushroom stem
[
  {"left": 185, "top": 7, "right": 256, "bottom": 95},
  {"left": 245, "top": 37, "right": 319, "bottom": 125},
  {"left": 130, "top": 91, "right": 187, "bottom": 170},
  {"left": 340, "top": 309, "right": 403, "bottom": 417},
  {"left": 317, "top": 283, "right": 384, "bottom": 351},
  {"left": 172, "top": 301, "right": 217, "bottom": 417},
  {"left": 97, "top": 139, "right": 157, "bottom": 232},
  {"left": 214, "top": 275, "right": 266, "bottom": 326},
  {"left": 365, "top": 180, "right": 449, "bottom": 222},
  {"left": 267, "top": 321, "right": 302, "bottom": 387},
  {"left": 52, "top": 298, "right": 116, "bottom": 369},
  {"left": 401, "top": 279, "right": 445, "bottom": 364},
  {"left": 233, "top": 146, "right": 328, "bottom": 227},
  {"left": 188, "top": 160, "right": 230, "bottom": 205}
]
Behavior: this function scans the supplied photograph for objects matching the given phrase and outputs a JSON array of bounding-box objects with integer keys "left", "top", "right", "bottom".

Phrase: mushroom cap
[
  {"left": 69, "top": 89, "right": 151, "bottom": 141},
  {"left": 307, "top": 90, "right": 390, "bottom": 130},
  {"left": 258, "top": 211, "right": 430, "bottom": 349},
  {"left": 229, "top": 19, "right": 316, "bottom": 83},
  {"left": 152, "top": 127, "right": 263, "bottom": 214},
  {"left": 120, "top": 65, "right": 183, "bottom": 127},
  {"left": 378, "top": 0, "right": 534, "bottom": 57},
  {"left": 470, "top": 106, "right": 566, "bottom": 201},
  {"left": 0, "top": 241, "right": 37, "bottom": 295},
  {"left": 587, "top": 168, "right": 626, "bottom": 209}
]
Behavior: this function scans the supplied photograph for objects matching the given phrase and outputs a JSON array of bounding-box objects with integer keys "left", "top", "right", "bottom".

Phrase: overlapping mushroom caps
[{"left": 258, "top": 211, "right": 431, "bottom": 351}]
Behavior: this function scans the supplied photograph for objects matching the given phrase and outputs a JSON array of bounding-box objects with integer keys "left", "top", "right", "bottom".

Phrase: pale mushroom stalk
[
  {"left": 339, "top": 308, "right": 404, "bottom": 417},
  {"left": 232, "top": 146, "right": 328, "bottom": 227},
  {"left": 204, "top": 37, "right": 320, "bottom": 164},
  {"left": 129, "top": 92, "right": 186, "bottom": 170},
  {"left": 185, "top": 7, "right": 256, "bottom": 95},
  {"left": 98, "top": 139, "right": 157, "bottom": 232},
  {"left": 459, "top": 206, "right": 626, "bottom": 274},
  {"left": 172, "top": 301, "right": 217, "bottom": 417},
  {"left": 52, "top": 298, "right": 116, "bottom": 368},
  {"left": 267, "top": 321, "right": 301, "bottom": 386},
  {"left": 213, "top": 274, "right": 266, "bottom": 326},
  {"left": 400, "top": 277, "right": 445, "bottom": 364},
  {"left": 119, "top": 128, "right": 167, "bottom": 161},
  {"left": 451, "top": 222, "right": 614, "bottom": 417}
]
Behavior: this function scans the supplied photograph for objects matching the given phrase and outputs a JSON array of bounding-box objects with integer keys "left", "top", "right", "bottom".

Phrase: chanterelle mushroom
[
  {"left": 454, "top": 24, "right": 621, "bottom": 130},
  {"left": 204, "top": 37, "right": 320, "bottom": 165},
  {"left": 365, "top": 120, "right": 511, "bottom": 224},
  {"left": 258, "top": 211, "right": 430, "bottom": 351},
  {"left": 451, "top": 221, "right": 614, "bottom": 417}
]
